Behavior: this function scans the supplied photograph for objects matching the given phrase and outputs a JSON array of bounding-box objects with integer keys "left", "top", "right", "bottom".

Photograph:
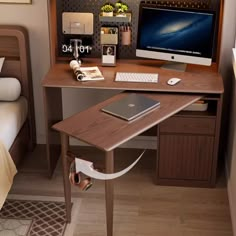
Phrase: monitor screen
[{"left": 136, "top": 6, "right": 216, "bottom": 66}]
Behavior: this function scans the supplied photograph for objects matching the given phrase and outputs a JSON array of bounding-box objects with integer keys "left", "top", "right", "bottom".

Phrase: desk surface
[
  {"left": 53, "top": 92, "right": 202, "bottom": 151},
  {"left": 42, "top": 59, "right": 224, "bottom": 94}
]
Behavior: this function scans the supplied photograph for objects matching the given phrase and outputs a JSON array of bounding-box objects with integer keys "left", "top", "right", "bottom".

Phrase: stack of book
[{"left": 183, "top": 100, "right": 208, "bottom": 111}]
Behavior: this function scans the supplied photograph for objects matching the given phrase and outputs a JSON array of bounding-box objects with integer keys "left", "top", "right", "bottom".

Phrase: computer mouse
[{"left": 167, "top": 78, "right": 181, "bottom": 86}]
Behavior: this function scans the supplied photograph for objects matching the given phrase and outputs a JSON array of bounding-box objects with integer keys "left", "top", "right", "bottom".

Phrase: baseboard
[
  {"left": 225, "top": 161, "right": 236, "bottom": 236},
  {"left": 70, "top": 135, "right": 157, "bottom": 150}
]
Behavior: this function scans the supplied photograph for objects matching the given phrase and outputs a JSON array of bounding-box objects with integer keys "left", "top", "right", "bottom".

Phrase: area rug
[{"left": 0, "top": 195, "right": 81, "bottom": 236}]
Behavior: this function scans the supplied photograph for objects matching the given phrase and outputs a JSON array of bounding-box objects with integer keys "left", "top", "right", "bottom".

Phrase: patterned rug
[{"left": 0, "top": 195, "right": 80, "bottom": 236}]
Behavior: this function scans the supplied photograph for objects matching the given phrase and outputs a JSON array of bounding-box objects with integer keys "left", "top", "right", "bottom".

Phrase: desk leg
[
  {"left": 105, "top": 150, "right": 114, "bottom": 236},
  {"left": 43, "top": 87, "right": 63, "bottom": 177},
  {"left": 60, "top": 132, "right": 71, "bottom": 222}
]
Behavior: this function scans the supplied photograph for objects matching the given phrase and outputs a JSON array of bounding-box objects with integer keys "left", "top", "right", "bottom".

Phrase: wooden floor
[{"left": 10, "top": 145, "right": 233, "bottom": 236}]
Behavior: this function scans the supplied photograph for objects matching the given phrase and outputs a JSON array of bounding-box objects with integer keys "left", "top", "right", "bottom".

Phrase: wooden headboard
[{"left": 0, "top": 25, "right": 36, "bottom": 161}]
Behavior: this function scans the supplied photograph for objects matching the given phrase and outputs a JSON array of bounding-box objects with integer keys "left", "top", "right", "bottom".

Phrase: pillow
[{"left": 0, "top": 77, "right": 21, "bottom": 101}]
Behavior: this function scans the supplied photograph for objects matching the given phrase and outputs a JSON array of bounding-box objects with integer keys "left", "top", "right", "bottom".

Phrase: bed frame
[{"left": 0, "top": 25, "right": 36, "bottom": 166}]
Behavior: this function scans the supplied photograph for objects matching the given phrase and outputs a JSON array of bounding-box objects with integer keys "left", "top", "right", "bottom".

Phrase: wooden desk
[{"left": 42, "top": 59, "right": 224, "bottom": 177}]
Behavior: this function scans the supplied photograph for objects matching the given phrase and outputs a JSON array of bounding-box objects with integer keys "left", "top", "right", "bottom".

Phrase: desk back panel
[{"left": 50, "top": 0, "right": 221, "bottom": 63}]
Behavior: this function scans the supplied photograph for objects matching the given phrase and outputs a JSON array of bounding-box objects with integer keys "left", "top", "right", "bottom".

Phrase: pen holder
[
  {"left": 101, "top": 27, "right": 118, "bottom": 45},
  {"left": 101, "top": 34, "right": 118, "bottom": 45},
  {"left": 121, "top": 29, "right": 131, "bottom": 46}
]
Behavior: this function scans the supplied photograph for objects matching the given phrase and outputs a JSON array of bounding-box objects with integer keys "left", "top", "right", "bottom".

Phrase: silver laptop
[{"left": 101, "top": 93, "right": 160, "bottom": 121}]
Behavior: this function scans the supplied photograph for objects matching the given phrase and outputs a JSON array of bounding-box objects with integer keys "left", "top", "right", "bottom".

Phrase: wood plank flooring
[{"left": 9, "top": 145, "right": 233, "bottom": 236}]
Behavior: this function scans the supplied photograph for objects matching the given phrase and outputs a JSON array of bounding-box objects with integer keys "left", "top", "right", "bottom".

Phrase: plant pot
[{"left": 102, "top": 12, "right": 113, "bottom": 17}]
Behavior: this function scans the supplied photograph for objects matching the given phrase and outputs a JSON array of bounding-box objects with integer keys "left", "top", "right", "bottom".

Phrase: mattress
[{"left": 0, "top": 96, "right": 28, "bottom": 150}]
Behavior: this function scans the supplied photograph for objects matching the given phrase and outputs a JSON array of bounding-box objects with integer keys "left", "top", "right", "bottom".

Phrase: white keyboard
[{"left": 115, "top": 72, "right": 158, "bottom": 83}]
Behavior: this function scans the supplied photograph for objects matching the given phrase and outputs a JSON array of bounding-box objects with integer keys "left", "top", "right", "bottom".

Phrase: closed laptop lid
[{"left": 101, "top": 93, "right": 160, "bottom": 121}]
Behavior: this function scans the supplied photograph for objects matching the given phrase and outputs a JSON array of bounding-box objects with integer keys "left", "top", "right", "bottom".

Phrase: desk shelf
[
  {"left": 99, "top": 13, "right": 132, "bottom": 23},
  {"left": 177, "top": 100, "right": 217, "bottom": 117}
]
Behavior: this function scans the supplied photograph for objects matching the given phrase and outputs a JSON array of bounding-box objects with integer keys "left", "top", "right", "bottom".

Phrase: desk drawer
[{"left": 160, "top": 116, "right": 216, "bottom": 135}]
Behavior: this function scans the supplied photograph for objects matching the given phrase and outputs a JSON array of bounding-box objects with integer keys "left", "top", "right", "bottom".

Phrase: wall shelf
[{"left": 99, "top": 13, "right": 131, "bottom": 23}]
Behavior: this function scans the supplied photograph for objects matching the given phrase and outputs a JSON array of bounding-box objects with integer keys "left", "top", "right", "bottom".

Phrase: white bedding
[{"left": 0, "top": 96, "right": 28, "bottom": 150}]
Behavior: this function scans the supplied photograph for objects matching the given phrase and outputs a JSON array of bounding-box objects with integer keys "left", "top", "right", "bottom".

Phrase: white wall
[
  {"left": 219, "top": 0, "right": 236, "bottom": 235},
  {"left": 226, "top": 76, "right": 236, "bottom": 236},
  {"left": 0, "top": 0, "right": 50, "bottom": 143}
]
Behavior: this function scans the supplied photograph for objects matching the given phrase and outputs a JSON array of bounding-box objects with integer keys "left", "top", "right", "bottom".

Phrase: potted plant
[
  {"left": 115, "top": 1, "right": 129, "bottom": 16},
  {"left": 101, "top": 3, "right": 115, "bottom": 17}
]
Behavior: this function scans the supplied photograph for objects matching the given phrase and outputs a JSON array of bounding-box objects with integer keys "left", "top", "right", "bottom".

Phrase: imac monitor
[{"left": 136, "top": 6, "right": 216, "bottom": 67}]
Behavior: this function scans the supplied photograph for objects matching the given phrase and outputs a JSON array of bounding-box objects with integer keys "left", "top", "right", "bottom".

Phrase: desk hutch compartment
[
  {"left": 156, "top": 97, "right": 222, "bottom": 187},
  {"left": 49, "top": 0, "right": 223, "bottom": 64}
]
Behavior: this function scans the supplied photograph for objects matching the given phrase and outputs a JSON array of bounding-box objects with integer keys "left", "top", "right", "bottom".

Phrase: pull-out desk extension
[{"left": 52, "top": 92, "right": 202, "bottom": 236}]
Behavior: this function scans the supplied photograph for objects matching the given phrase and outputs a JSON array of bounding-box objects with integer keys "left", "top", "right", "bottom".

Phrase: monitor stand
[{"left": 161, "top": 61, "right": 187, "bottom": 72}]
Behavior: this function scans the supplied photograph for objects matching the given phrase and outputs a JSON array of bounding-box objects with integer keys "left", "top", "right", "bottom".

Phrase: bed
[
  {"left": 0, "top": 25, "right": 36, "bottom": 208},
  {"left": 0, "top": 25, "right": 36, "bottom": 165}
]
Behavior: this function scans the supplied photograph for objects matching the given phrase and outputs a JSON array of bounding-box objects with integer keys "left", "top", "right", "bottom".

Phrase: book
[{"left": 78, "top": 66, "right": 104, "bottom": 81}]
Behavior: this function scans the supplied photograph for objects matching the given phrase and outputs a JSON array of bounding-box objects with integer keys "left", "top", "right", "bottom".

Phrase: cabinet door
[{"left": 158, "top": 134, "right": 214, "bottom": 181}]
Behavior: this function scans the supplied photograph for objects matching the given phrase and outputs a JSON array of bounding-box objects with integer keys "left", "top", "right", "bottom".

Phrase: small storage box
[{"left": 183, "top": 102, "right": 208, "bottom": 111}]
